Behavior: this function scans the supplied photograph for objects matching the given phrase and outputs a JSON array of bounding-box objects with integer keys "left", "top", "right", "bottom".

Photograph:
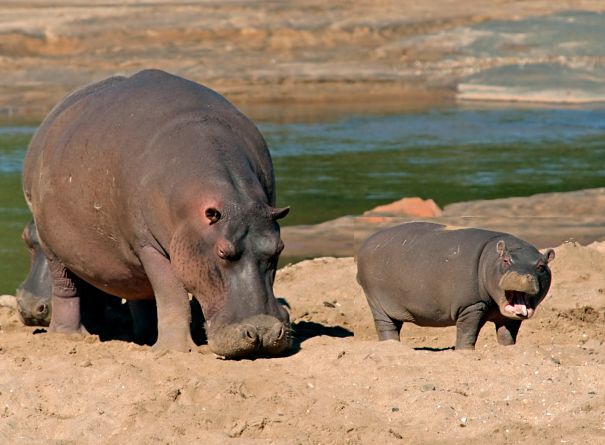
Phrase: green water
[
  {"left": 264, "top": 107, "right": 605, "bottom": 225},
  {"left": 0, "top": 129, "right": 34, "bottom": 294},
  {"left": 2, "top": 106, "right": 605, "bottom": 293}
]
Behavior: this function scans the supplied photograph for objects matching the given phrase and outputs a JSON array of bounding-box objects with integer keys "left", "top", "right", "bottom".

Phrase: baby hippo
[{"left": 356, "top": 222, "right": 554, "bottom": 350}]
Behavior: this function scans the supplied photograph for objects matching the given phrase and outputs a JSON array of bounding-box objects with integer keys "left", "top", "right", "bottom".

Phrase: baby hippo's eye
[{"left": 536, "top": 264, "right": 546, "bottom": 273}]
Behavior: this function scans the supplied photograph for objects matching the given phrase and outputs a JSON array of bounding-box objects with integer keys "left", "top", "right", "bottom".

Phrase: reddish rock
[
  {"left": 357, "top": 216, "right": 390, "bottom": 224},
  {"left": 363, "top": 197, "right": 442, "bottom": 218}
]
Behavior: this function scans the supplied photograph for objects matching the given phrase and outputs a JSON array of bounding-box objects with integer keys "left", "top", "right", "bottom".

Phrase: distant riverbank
[{"left": 2, "top": 1, "right": 605, "bottom": 119}]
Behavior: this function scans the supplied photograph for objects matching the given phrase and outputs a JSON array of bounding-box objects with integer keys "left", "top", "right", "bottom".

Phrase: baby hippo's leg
[
  {"left": 494, "top": 319, "right": 522, "bottom": 346},
  {"left": 368, "top": 304, "right": 402, "bottom": 341},
  {"left": 455, "top": 302, "right": 489, "bottom": 350}
]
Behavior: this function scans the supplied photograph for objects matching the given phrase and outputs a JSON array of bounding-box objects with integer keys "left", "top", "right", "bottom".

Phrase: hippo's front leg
[
  {"left": 139, "top": 246, "right": 195, "bottom": 352},
  {"left": 494, "top": 318, "right": 522, "bottom": 346},
  {"left": 455, "top": 302, "right": 489, "bottom": 350}
]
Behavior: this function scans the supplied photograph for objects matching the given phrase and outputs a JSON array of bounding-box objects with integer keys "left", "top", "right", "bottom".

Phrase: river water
[{"left": 1, "top": 104, "right": 605, "bottom": 293}]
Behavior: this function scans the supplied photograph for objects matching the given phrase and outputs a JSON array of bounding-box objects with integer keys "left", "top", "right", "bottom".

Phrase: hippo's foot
[
  {"left": 152, "top": 333, "right": 197, "bottom": 353},
  {"left": 453, "top": 343, "right": 476, "bottom": 351},
  {"left": 49, "top": 322, "right": 89, "bottom": 336}
]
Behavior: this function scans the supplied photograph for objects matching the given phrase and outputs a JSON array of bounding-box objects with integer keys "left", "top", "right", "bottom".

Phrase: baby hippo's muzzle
[
  {"left": 207, "top": 314, "right": 291, "bottom": 359},
  {"left": 499, "top": 271, "right": 540, "bottom": 319}
]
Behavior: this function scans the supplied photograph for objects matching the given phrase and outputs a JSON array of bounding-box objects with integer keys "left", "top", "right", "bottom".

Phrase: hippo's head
[
  {"left": 485, "top": 238, "right": 555, "bottom": 320},
  {"left": 170, "top": 201, "right": 291, "bottom": 359},
  {"left": 16, "top": 220, "right": 52, "bottom": 326}
]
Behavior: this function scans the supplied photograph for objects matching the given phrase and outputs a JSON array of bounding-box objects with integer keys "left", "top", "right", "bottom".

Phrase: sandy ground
[
  {"left": 0, "top": 240, "right": 603, "bottom": 444},
  {"left": 1, "top": 2, "right": 605, "bottom": 443},
  {"left": 2, "top": 0, "right": 605, "bottom": 118}
]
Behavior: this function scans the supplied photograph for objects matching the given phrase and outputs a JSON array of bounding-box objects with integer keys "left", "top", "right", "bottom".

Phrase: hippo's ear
[
  {"left": 496, "top": 240, "right": 507, "bottom": 257},
  {"left": 544, "top": 248, "right": 555, "bottom": 263},
  {"left": 270, "top": 206, "right": 290, "bottom": 221},
  {"left": 496, "top": 240, "right": 512, "bottom": 266},
  {"left": 204, "top": 208, "right": 222, "bottom": 225}
]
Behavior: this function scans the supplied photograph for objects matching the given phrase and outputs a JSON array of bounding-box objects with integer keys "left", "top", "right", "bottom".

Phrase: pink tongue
[{"left": 514, "top": 304, "right": 528, "bottom": 317}]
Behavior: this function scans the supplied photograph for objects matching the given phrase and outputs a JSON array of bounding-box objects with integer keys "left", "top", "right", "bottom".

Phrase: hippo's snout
[
  {"left": 207, "top": 314, "right": 291, "bottom": 359},
  {"left": 499, "top": 271, "right": 539, "bottom": 295},
  {"left": 498, "top": 271, "right": 542, "bottom": 320},
  {"left": 16, "top": 289, "right": 51, "bottom": 327}
]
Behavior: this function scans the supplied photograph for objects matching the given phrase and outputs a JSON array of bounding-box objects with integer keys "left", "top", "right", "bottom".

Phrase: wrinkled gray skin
[
  {"left": 22, "top": 69, "right": 291, "bottom": 358},
  {"left": 357, "top": 222, "right": 555, "bottom": 350},
  {"left": 16, "top": 220, "right": 52, "bottom": 326}
]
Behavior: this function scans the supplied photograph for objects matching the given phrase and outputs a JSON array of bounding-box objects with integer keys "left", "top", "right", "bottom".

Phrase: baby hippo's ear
[
  {"left": 543, "top": 248, "right": 555, "bottom": 263},
  {"left": 496, "top": 240, "right": 507, "bottom": 257},
  {"left": 496, "top": 240, "right": 512, "bottom": 266}
]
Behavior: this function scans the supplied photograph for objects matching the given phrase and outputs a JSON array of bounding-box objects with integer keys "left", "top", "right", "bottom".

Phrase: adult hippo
[
  {"left": 16, "top": 220, "right": 52, "bottom": 326},
  {"left": 356, "top": 222, "right": 554, "bottom": 350},
  {"left": 23, "top": 69, "right": 291, "bottom": 358}
]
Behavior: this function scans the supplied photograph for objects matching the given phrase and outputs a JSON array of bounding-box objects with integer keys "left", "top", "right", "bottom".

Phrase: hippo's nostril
[
  {"left": 241, "top": 325, "right": 258, "bottom": 344},
  {"left": 264, "top": 321, "right": 287, "bottom": 346},
  {"left": 35, "top": 303, "right": 48, "bottom": 315},
  {"left": 274, "top": 325, "right": 285, "bottom": 342}
]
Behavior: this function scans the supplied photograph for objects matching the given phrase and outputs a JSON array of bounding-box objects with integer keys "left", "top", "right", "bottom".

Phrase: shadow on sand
[{"left": 413, "top": 346, "right": 455, "bottom": 352}]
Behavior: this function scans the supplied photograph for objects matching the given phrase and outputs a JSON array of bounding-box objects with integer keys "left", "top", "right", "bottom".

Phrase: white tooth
[{"left": 505, "top": 304, "right": 515, "bottom": 313}]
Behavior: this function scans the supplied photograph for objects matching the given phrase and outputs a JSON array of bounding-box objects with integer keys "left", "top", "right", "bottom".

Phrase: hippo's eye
[
  {"left": 205, "top": 208, "right": 221, "bottom": 224},
  {"left": 537, "top": 264, "right": 546, "bottom": 273}
]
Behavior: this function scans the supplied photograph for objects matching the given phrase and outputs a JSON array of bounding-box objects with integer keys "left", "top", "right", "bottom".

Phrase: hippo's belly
[
  {"left": 31, "top": 162, "right": 154, "bottom": 300},
  {"left": 365, "top": 286, "right": 459, "bottom": 327}
]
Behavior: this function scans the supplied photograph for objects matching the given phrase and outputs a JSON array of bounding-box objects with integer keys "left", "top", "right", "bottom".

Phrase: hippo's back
[{"left": 24, "top": 70, "right": 269, "bottom": 196}]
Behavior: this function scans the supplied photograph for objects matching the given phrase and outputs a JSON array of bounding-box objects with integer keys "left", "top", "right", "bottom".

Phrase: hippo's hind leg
[
  {"left": 139, "top": 246, "right": 195, "bottom": 352},
  {"left": 494, "top": 319, "right": 522, "bottom": 346},
  {"left": 455, "top": 302, "right": 489, "bottom": 350},
  {"left": 47, "top": 258, "right": 87, "bottom": 334},
  {"left": 366, "top": 297, "right": 402, "bottom": 341}
]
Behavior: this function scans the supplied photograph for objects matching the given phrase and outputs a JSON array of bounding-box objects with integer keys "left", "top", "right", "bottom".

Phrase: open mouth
[{"left": 504, "top": 291, "right": 534, "bottom": 318}]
